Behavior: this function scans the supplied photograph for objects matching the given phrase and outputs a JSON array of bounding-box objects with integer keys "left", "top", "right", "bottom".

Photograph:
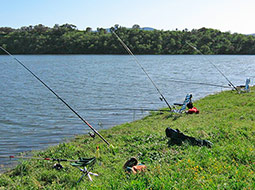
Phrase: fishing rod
[
  {"left": 186, "top": 42, "right": 238, "bottom": 91},
  {"left": 0, "top": 46, "right": 110, "bottom": 146},
  {"left": 82, "top": 108, "right": 169, "bottom": 111},
  {"left": 0, "top": 155, "right": 98, "bottom": 181},
  {"left": 166, "top": 77, "right": 232, "bottom": 89},
  {"left": 0, "top": 155, "right": 79, "bottom": 162},
  {"left": 0, "top": 154, "right": 82, "bottom": 170},
  {"left": 111, "top": 30, "right": 172, "bottom": 111}
]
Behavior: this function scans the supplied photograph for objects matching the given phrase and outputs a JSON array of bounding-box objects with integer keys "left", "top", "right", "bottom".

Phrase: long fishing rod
[
  {"left": 0, "top": 46, "right": 110, "bottom": 146},
  {"left": 166, "top": 77, "right": 232, "bottom": 88},
  {"left": 186, "top": 42, "right": 238, "bottom": 91},
  {"left": 0, "top": 155, "right": 79, "bottom": 162},
  {"left": 111, "top": 30, "right": 172, "bottom": 111},
  {"left": 0, "top": 155, "right": 97, "bottom": 176},
  {"left": 82, "top": 108, "right": 167, "bottom": 111},
  {"left": 82, "top": 108, "right": 169, "bottom": 111}
]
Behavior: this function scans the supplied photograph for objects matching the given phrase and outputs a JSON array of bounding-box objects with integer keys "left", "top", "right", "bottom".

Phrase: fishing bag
[{"left": 165, "top": 127, "right": 212, "bottom": 147}]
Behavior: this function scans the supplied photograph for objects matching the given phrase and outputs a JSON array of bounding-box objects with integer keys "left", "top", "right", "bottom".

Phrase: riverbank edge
[{"left": 0, "top": 88, "right": 254, "bottom": 189}]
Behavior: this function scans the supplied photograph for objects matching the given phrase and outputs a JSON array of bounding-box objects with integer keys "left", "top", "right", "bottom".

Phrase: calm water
[{"left": 0, "top": 55, "right": 255, "bottom": 171}]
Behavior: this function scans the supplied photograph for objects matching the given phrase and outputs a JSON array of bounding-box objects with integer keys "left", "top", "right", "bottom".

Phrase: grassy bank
[{"left": 0, "top": 88, "right": 255, "bottom": 189}]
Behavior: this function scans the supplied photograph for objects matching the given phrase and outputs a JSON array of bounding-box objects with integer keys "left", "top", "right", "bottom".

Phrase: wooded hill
[{"left": 0, "top": 24, "right": 255, "bottom": 54}]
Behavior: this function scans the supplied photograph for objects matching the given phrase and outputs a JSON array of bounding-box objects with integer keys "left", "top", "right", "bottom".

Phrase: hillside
[{"left": 0, "top": 88, "right": 254, "bottom": 189}]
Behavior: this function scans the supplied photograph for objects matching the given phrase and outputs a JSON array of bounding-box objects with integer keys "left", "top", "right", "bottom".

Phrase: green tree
[{"left": 1, "top": 24, "right": 255, "bottom": 55}]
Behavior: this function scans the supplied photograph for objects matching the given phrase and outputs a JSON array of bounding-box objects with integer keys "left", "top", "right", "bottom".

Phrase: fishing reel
[
  {"left": 53, "top": 159, "right": 64, "bottom": 170},
  {"left": 89, "top": 132, "right": 96, "bottom": 139}
]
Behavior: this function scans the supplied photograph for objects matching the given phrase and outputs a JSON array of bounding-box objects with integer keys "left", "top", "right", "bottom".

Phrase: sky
[{"left": 0, "top": 0, "right": 254, "bottom": 34}]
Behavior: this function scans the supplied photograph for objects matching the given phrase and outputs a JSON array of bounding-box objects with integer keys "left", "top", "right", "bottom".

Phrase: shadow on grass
[{"left": 163, "top": 113, "right": 182, "bottom": 121}]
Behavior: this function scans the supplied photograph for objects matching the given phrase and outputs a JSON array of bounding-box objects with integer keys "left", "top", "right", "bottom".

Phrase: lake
[{"left": 0, "top": 54, "right": 254, "bottom": 171}]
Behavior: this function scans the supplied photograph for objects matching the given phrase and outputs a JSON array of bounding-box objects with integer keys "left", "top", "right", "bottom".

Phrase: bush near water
[
  {"left": 0, "top": 88, "right": 254, "bottom": 189},
  {"left": 1, "top": 24, "right": 255, "bottom": 55}
]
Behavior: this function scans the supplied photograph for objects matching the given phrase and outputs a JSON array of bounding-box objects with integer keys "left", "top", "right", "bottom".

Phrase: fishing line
[
  {"left": 111, "top": 30, "right": 172, "bottom": 111},
  {"left": 186, "top": 42, "right": 238, "bottom": 91},
  {"left": 0, "top": 46, "right": 110, "bottom": 146}
]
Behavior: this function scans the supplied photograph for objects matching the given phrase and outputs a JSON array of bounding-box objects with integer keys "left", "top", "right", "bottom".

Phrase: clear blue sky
[{"left": 1, "top": 0, "right": 254, "bottom": 34}]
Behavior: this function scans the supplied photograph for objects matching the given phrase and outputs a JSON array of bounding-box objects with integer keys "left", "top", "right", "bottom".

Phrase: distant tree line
[{"left": 0, "top": 24, "right": 255, "bottom": 54}]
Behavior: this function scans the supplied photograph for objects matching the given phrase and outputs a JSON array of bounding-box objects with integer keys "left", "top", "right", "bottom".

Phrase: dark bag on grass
[{"left": 165, "top": 127, "right": 212, "bottom": 148}]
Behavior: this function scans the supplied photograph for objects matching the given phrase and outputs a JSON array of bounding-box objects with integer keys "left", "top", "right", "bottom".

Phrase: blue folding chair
[{"left": 173, "top": 94, "right": 192, "bottom": 113}]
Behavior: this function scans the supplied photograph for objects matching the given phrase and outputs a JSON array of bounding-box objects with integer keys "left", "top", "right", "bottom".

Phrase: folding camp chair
[
  {"left": 237, "top": 78, "right": 250, "bottom": 93},
  {"left": 173, "top": 94, "right": 192, "bottom": 113},
  {"left": 244, "top": 78, "right": 250, "bottom": 92}
]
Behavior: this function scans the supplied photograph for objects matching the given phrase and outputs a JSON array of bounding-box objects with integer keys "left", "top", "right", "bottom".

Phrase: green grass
[{"left": 0, "top": 88, "right": 255, "bottom": 189}]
